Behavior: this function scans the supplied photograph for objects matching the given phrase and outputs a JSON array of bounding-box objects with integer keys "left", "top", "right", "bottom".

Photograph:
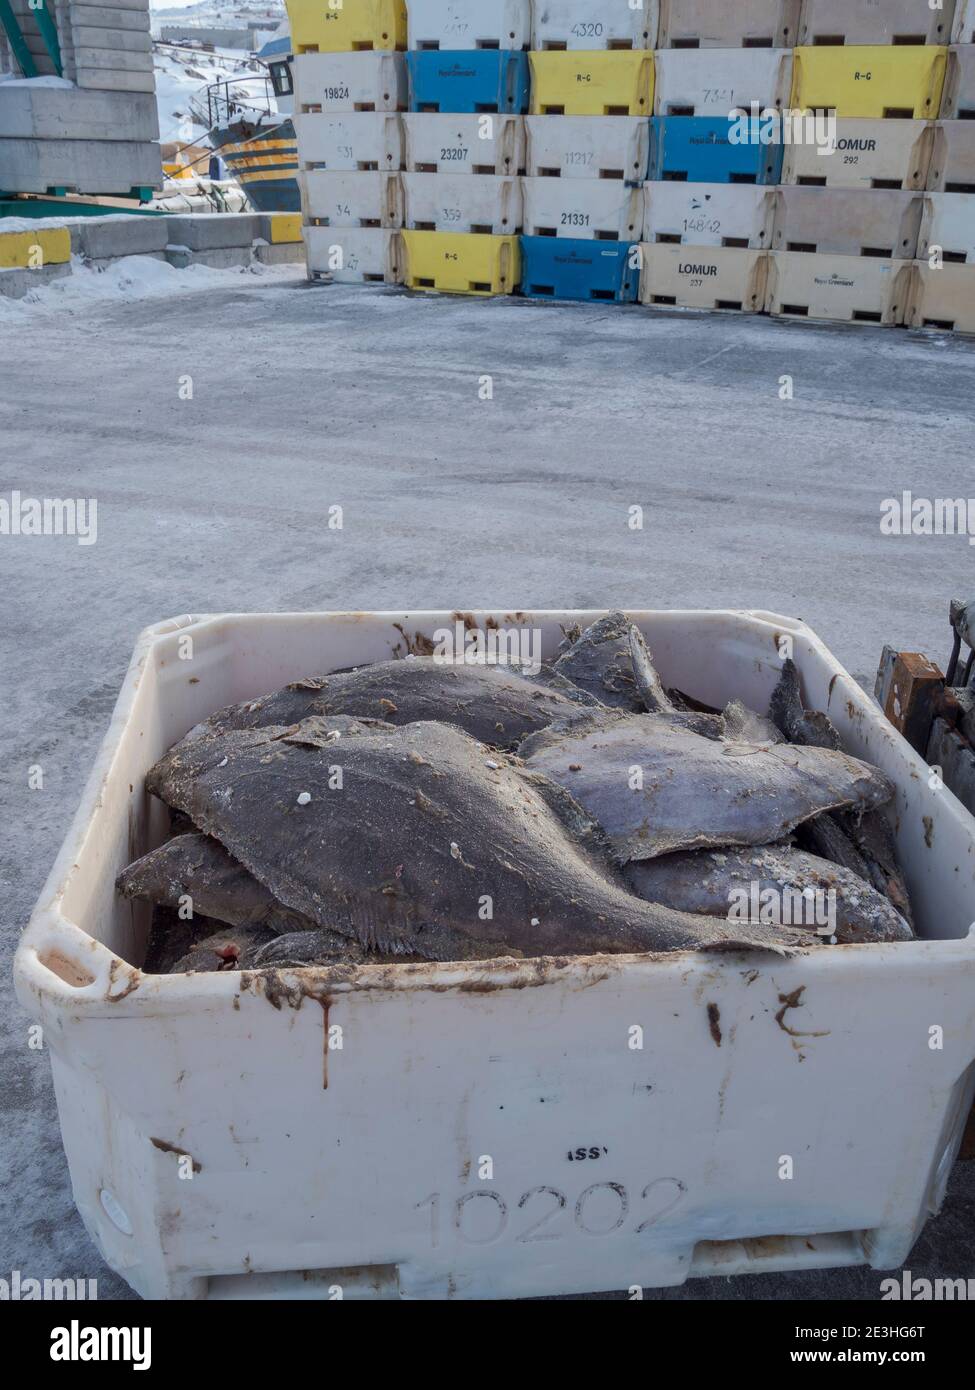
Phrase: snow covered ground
[{"left": 0, "top": 254, "right": 297, "bottom": 319}]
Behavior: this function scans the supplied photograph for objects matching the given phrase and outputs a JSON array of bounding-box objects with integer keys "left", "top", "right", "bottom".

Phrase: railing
[{"left": 203, "top": 75, "right": 277, "bottom": 130}]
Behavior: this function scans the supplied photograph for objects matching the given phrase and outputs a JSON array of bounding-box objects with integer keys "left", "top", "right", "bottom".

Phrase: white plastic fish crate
[
  {"left": 402, "top": 112, "right": 526, "bottom": 175},
  {"left": 14, "top": 610, "right": 975, "bottom": 1301},
  {"left": 295, "top": 112, "right": 404, "bottom": 171},
  {"left": 643, "top": 183, "right": 778, "bottom": 249},
  {"left": 407, "top": 0, "right": 531, "bottom": 51},
  {"left": 639, "top": 243, "right": 769, "bottom": 310},
  {"left": 917, "top": 191, "right": 975, "bottom": 264},
  {"left": 304, "top": 225, "right": 402, "bottom": 281},
  {"left": 907, "top": 260, "right": 975, "bottom": 332},
  {"left": 401, "top": 172, "right": 522, "bottom": 233},
  {"left": 522, "top": 175, "right": 643, "bottom": 239},
  {"left": 765, "top": 251, "right": 915, "bottom": 324},
  {"left": 956, "top": 0, "right": 975, "bottom": 45},
  {"left": 653, "top": 46, "right": 793, "bottom": 116},
  {"left": 941, "top": 45, "right": 975, "bottom": 118},
  {"left": 657, "top": 0, "right": 801, "bottom": 50},
  {"left": 301, "top": 170, "right": 403, "bottom": 227},
  {"left": 926, "top": 121, "right": 975, "bottom": 193},
  {"left": 530, "top": 0, "right": 658, "bottom": 51},
  {"left": 772, "top": 187, "right": 923, "bottom": 259},
  {"left": 798, "top": 0, "right": 956, "bottom": 46},
  {"left": 293, "top": 52, "right": 408, "bottom": 114},
  {"left": 525, "top": 114, "right": 651, "bottom": 181},
  {"left": 781, "top": 118, "right": 933, "bottom": 191}
]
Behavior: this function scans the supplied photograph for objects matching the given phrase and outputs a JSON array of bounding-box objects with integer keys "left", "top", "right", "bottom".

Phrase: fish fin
[{"left": 628, "top": 626, "right": 676, "bottom": 714}]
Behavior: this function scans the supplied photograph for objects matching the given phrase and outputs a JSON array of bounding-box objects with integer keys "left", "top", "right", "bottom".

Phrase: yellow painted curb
[{"left": 0, "top": 227, "right": 71, "bottom": 269}]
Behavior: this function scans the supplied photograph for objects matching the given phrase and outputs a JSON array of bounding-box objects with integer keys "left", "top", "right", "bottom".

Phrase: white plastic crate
[
  {"left": 525, "top": 114, "right": 651, "bottom": 181},
  {"left": 798, "top": 0, "right": 956, "bottom": 46},
  {"left": 401, "top": 172, "right": 522, "bottom": 233},
  {"left": 772, "top": 187, "right": 923, "bottom": 259},
  {"left": 402, "top": 113, "right": 526, "bottom": 174},
  {"left": 907, "top": 260, "right": 975, "bottom": 331},
  {"left": 657, "top": 0, "right": 801, "bottom": 49},
  {"left": 304, "top": 225, "right": 402, "bottom": 281},
  {"left": 653, "top": 46, "right": 793, "bottom": 115},
  {"left": 293, "top": 52, "right": 408, "bottom": 113},
  {"left": 522, "top": 175, "right": 643, "bottom": 239},
  {"left": 530, "top": 0, "right": 658, "bottom": 51},
  {"left": 766, "top": 251, "right": 915, "bottom": 324},
  {"left": 639, "top": 243, "right": 768, "bottom": 309},
  {"left": 407, "top": 0, "right": 531, "bottom": 50},
  {"left": 917, "top": 192, "right": 975, "bottom": 264},
  {"left": 782, "top": 119, "right": 933, "bottom": 190},
  {"left": 295, "top": 112, "right": 404, "bottom": 171},
  {"left": 16, "top": 609, "right": 975, "bottom": 1301},
  {"left": 926, "top": 121, "right": 975, "bottom": 191},
  {"left": 301, "top": 170, "right": 403, "bottom": 227},
  {"left": 955, "top": 0, "right": 975, "bottom": 44},
  {"left": 941, "top": 45, "right": 975, "bottom": 117},
  {"left": 643, "top": 182, "right": 777, "bottom": 248}
]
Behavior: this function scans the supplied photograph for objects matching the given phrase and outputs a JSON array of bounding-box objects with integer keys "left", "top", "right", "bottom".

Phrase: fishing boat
[{"left": 205, "top": 24, "right": 300, "bottom": 213}]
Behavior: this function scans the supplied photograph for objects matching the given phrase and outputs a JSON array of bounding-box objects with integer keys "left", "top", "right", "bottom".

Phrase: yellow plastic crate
[
  {"left": 529, "top": 51, "right": 654, "bottom": 117},
  {"left": 401, "top": 229, "right": 520, "bottom": 295},
  {"left": 288, "top": 0, "right": 407, "bottom": 54},
  {"left": 0, "top": 227, "right": 70, "bottom": 269},
  {"left": 790, "top": 45, "right": 947, "bottom": 120}
]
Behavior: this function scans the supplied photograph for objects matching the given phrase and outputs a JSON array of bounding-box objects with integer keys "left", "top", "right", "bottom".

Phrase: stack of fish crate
[
  {"left": 0, "top": 0, "right": 160, "bottom": 197},
  {"left": 286, "top": 0, "right": 975, "bottom": 335},
  {"left": 768, "top": 0, "right": 949, "bottom": 326},
  {"left": 520, "top": 1, "right": 654, "bottom": 303},
  {"left": 398, "top": 0, "right": 530, "bottom": 295},
  {"left": 910, "top": 0, "right": 975, "bottom": 332},
  {"left": 640, "top": 0, "right": 796, "bottom": 314},
  {"left": 291, "top": 0, "right": 409, "bottom": 284}
]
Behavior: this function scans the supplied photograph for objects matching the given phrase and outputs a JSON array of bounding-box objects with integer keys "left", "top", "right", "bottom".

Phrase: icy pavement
[{"left": 1, "top": 276, "right": 974, "bottom": 1298}]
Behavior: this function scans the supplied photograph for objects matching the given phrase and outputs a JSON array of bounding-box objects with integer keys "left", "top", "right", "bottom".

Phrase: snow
[
  {"left": 0, "top": 75, "right": 75, "bottom": 88},
  {"left": 0, "top": 253, "right": 297, "bottom": 320},
  {"left": 153, "top": 43, "right": 276, "bottom": 145}
]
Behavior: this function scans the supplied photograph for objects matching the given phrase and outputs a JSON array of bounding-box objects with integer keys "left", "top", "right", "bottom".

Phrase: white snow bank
[{"left": 0, "top": 252, "right": 298, "bottom": 319}]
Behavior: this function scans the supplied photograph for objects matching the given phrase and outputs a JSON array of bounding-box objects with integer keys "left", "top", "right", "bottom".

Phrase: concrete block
[
  {"left": 0, "top": 85, "right": 159, "bottom": 141},
  {"left": 69, "top": 215, "right": 168, "bottom": 260},
  {"left": 73, "top": 46, "right": 154, "bottom": 71},
  {"left": 88, "top": 250, "right": 166, "bottom": 270},
  {"left": 165, "top": 245, "right": 254, "bottom": 270},
  {"left": 0, "top": 137, "right": 161, "bottom": 195},
  {"left": 0, "top": 227, "right": 71, "bottom": 267},
  {"left": 254, "top": 241, "right": 306, "bottom": 264},
  {"left": 69, "top": 4, "right": 150, "bottom": 29},
  {"left": 72, "top": 27, "right": 153, "bottom": 52},
  {"left": 75, "top": 68, "right": 156, "bottom": 93},
  {"left": 164, "top": 213, "right": 263, "bottom": 250},
  {"left": 0, "top": 262, "right": 72, "bottom": 299}
]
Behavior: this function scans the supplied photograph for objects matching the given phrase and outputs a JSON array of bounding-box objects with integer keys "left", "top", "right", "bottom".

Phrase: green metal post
[
  {"left": 31, "top": 0, "right": 62, "bottom": 76},
  {"left": 0, "top": 0, "right": 38, "bottom": 77}
]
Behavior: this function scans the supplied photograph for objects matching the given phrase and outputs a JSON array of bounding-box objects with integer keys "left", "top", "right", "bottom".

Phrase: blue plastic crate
[
  {"left": 648, "top": 117, "right": 784, "bottom": 185},
  {"left": 520, "top": 236, "right": 640, "bottom": 303},
  {"left": 407, "top": 51, "right": 530, "bottom": 114}
]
